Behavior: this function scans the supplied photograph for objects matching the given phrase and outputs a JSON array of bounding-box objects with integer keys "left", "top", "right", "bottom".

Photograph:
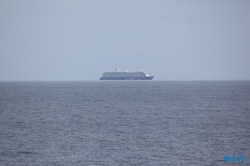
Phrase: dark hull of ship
[{"left": 100, "top": 76, "right": 154, "bottom": 80}]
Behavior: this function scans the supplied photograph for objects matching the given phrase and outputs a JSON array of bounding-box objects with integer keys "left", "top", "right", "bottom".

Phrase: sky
[{"left": 0, "top": 0, "right": 250, "bottom": 81}]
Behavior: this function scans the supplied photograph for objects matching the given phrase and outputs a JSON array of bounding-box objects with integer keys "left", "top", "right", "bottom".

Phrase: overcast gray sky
[{"left": 0, "top": 0, "right": 250, "bottom": 81}]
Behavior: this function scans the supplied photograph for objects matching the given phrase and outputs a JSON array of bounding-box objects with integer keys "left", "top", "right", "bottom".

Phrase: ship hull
[{"left": 100, "top": 76, "right": 153, "bottom": 80}]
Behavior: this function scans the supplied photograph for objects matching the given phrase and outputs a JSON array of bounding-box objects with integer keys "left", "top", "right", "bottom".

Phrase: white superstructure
[{"left": 100, "top": 68, "right": 154, "bottom": 80}]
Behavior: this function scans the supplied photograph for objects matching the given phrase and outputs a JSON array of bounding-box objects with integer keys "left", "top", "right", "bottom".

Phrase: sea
[{"left": 0, "top": 81, "right": 249, "bottom": 166}]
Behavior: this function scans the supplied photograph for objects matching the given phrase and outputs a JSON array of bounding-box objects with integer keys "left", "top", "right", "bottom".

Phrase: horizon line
[{"left": 1, "top": 80, "right": 250, "bottom": 82}]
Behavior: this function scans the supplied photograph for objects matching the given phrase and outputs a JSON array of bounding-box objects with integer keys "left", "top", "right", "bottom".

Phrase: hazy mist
[{"left": 1, "top": 0, "right": 250, "bottom": 81}]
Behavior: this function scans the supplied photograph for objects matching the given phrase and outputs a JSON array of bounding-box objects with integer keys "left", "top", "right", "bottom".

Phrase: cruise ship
[{"left": 100, "top": 68, "right": 154, "bottom": 80}]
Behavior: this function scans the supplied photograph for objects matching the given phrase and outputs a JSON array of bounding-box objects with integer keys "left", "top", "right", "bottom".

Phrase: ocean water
[{"left": 0, "top": 81, "right": 250, "bottom": 166}]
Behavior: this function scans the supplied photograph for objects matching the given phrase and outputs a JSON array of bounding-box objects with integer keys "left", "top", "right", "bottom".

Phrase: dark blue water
[{"left": 0, "top": 81, "right": 250, "bottom": 166}]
